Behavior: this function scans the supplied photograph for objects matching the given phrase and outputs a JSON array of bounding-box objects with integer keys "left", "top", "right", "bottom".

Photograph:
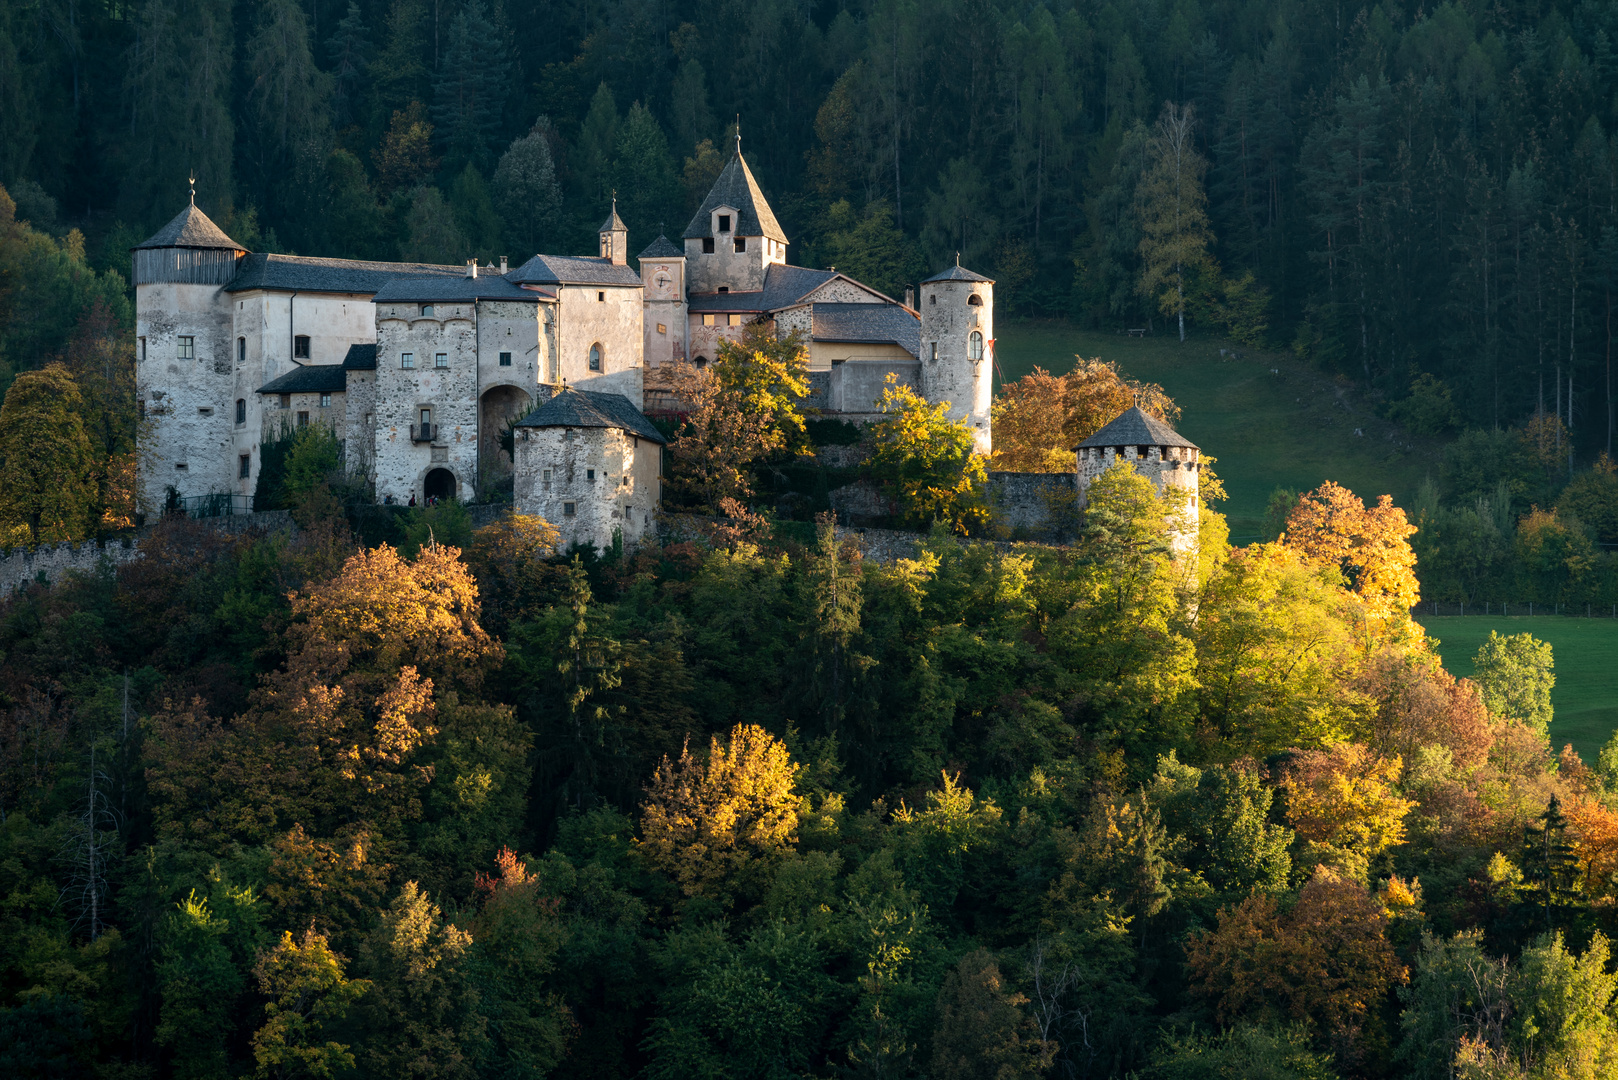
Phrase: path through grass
[
  {"left": 1416, "top": 615, "right": 1618, "bottom": 763},
  {"left": 995, "top": 320, "right": 1442, "bottom": 537}
]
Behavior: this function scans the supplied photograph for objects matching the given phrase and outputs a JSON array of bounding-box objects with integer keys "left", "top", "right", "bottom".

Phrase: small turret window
[
  {"left": 589, "top": 344, "right": 602, "bottom": 371},
  {"left": 968, "top": 294, "right": 983, "bottom": 306},
  {"left": 237, "top": 337, "right": 245, "bottom": 363},
  {"left": 967, "top": 331, "right": 984, "bottom": 361}
]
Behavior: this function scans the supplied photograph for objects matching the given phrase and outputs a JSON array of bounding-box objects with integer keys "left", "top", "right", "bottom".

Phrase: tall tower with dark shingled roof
[
  {"left": 1076, "top": 406, "right": 1202, "bottom": 553},
  {"left": 682, "top": 139, "right": 788, "bottom": 295}
]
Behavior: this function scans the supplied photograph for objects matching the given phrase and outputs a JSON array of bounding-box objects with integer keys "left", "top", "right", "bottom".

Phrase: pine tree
[
  {"left": 431, "top": 0, "right": 511, "bottom": 174},
  {"left": 326, "top": 2, "right": 371, "bottom": 129},
  {"left": 368, "top": 0, "right": 429, "bottom": 139},
  {"left": 448, "top": 164, "right": 502, "bottom": 260},
  {"left": 574, "top": 83, "right": 619, "bottom": 215},
  {"left": 1522, "top": 795, "right": 1578, "bottom": 928},
  {"left": 493, "top": 119, "right": 563, "bottom": 258}
]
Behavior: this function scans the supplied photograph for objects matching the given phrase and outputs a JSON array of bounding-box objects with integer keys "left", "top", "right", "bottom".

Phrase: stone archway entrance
[
  {"left": 479, "top": 384, "right": 533, "bottom": 489},
  {"left": 424, "top": 468, "right": 457, "bottom": 502}
]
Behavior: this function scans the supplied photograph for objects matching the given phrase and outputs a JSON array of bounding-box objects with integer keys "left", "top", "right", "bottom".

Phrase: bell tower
[
  {"left": 599, "top": 196, "right": 628, "bottom": 266},
  {"left": 918, "top": 259, "right": 994, "bottom": 455}
]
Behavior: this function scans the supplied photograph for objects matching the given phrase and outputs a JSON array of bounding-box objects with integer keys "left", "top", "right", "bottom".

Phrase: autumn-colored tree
[
  {"left": 1563, "top": 800, "right": 1618, "bottom": 902},
  {"left": 864, "top": 375, "right": 990, "bottom": 533},
  {"left": 664, "top": 326, "right": 810, "bottom": 510},
  {"left": 0, "top": 362, "right": 98, "bottom": 543},
  {"left": 931, "top": 949, "right": 1055, "bottom": 1080},
  {"left": 373, "top": 102, "right": 438, "bottom": 194},
  {"left": 1136, "top": 103, "right": 1214, "bottom": 342},
  {"left": 251, "top": 927, "right": 371, "bottom": 1079},
  {"left": 464, "top": 513, "right": 562, "bottom": 636},
  {"left": 1282, "top": 481, "right": 1420, "bottom": 623},
  {"left": 1281, "top": 744, "right": 1414, "bottom": 878},
  {"left": 639, "top": 723, "right": 800, "bottom": 900},
  {"left": 1186, "top": 867, "right": 1409, "bottom": 1062},
  {"left": 1352, "top": 648, "right": 1494, "bottom": 771},
  {"left": 990, "top": 358, "right": 1179, "bottom": 472}
]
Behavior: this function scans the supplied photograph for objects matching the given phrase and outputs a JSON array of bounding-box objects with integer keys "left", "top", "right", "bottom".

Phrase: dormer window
[
  {"left": 967, "top": 294, "right": 983, "bottom": 306},
  {"left": 718, "top": 214, "right": 731, "bottom": 232}
]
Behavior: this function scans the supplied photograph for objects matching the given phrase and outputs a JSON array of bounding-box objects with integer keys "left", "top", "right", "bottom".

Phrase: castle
[{"left": 134, "top": 144, "right": 1195, "bottom": 551}]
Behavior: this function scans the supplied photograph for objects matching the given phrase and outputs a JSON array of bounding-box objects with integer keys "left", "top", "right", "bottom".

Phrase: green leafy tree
[
  {"left": 494, "top": 121, "right": 563, "bottom": 258},
  {"left": 864, "top": 376, "right": 989, "bottom": 534},
  {"left": 0, "top": 362, "right": 97, "bottom": 542},
  {"left": 821, "top": 200, "right": 929, "bottom": 301},
  {"left": 931, "top": 949, "right": 1055, "bottom": 1080},
  {"left": 400, "top": 186, "right": 466, "bottom": 264},
  {"left": 1140, "top": 1024, "right": 1341, "bottom": 1080},
  {"left": 449, "top": 164, "right": 503, "bottom": 259},
  {"left": 1473, "top": 631, "right": 1555, "bottom": 735},
  {"left": 156, "top": 883, "right": 265, "bottom": 1080},
  {"left": 251, "top": 928, "right": 371, "bottom": 1079}
]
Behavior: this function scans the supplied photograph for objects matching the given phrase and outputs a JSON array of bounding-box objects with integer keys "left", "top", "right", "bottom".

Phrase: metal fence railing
[
  {"left": 1417, "top": 600, "right": 1618, "bottom": 618},
  {"left": 180, "top": 493, "right": 257, "bottom": 519}
]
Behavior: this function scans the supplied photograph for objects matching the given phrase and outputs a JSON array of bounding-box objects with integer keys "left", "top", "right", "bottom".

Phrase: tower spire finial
[
  {"left": 736, "top": 114, "right": 742, "bottom": 155},
  {"left": 956, "top": 251, "right": 960, "bottom": 266},
  {"left": 189, "top": 174, "right": 196, "bottom": 206}
]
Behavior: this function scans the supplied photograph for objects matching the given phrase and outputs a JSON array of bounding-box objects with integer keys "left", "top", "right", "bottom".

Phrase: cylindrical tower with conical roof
[
  {"left": 132, "top": 199, "right": 248, "bottom": 514},
  {"left": 918, "top": 261, "right": 993, "bottom": 455},
  {"left": 1076, "top": 406, "right": 1201, "bottom": 553}
]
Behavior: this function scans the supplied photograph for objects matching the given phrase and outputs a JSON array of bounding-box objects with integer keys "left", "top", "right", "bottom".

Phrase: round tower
[
  {"left": 1075, "top": 406, "right": 1201, "bottom": 554},
  {"left": 918, "top": 260, "right": 993, "bottom": 455},
  {"left": 132, "top": 194, "right": 248, "bottom": 515}
]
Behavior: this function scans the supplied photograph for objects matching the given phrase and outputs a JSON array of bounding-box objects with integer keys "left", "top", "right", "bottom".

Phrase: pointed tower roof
[
  {"left": 682, "top": 148, "right": 787, "bottom": 243},
  {"left": 134, "top": 202, "right": 246, "bottom": 251},
  {"left": 599, "top": 195, "right": 627, "bottom": 233},
  {"left": 1076, "top": 406, "right": 1198, "bottom": 451},
  {"left": 637, "top": 234, "right": 683, "bottom": 260},
  {"left": 923, "top": 259, "right": 993, "bottom": 284}
]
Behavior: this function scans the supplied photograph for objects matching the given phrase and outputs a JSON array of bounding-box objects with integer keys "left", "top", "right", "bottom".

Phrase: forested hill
[{"left": 4, "top": 0, "right": 1618, "bottom": 453}]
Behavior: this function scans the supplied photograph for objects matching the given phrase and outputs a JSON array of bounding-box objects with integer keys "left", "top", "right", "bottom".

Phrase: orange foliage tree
[
  {"left": 1282, "top": 481, "right": 1419, "bottom": 622},
  {"left": 1281, "top": 743, "right": 1414, "bottom": 877},
  {"left": 990, "top": 359, "right": 1179, "bottom": 472},
  {"left": 1185, "top": 867, "right": 1409, "bottom": 1061}
]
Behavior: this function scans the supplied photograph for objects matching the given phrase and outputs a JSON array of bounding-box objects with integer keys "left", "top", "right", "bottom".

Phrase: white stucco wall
[
  {"left": 554, "top": 284, "right": 644, "bottom": 407},
  {"left": 513, "top": 425, "right": 660, "bottom": 552}
]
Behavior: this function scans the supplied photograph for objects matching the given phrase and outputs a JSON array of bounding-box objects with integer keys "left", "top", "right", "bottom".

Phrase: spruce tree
[
  {"left": 326, "top": 2, "right": 371, "bottom": 128},
  {"left": 611, "top": 102, "right": 679, "bottom": 241},
  {"left": 431, "top": 0, "right": 511, "bottom": 174},
  {"left": 493, "top": 120, "right": 563, "bottom": 257},
  {"left": 1522, "top": 794, "right": 1578, "bottom": 928}
]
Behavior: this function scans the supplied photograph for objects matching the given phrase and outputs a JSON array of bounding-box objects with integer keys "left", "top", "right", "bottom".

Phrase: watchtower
[
  {"left": 918, "top": 260, "right": 994, "bottom": 455},
  {"left": 1076, "top": 406, "right": 1201, "bottom": 554}
]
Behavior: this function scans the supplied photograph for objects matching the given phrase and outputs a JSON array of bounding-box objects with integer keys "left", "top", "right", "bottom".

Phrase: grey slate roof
[
  {"left": 682, "top": 151, "right": 788, "bottom": 242},
  {"left": 1076, "top": 406, "right": 1198, "bottom": 450},
  {"left": 342, "top": 343, "right": 377, "bottom": 370},
  {"left": 134, "top": 203, "right": 246, "bottom": 251},
  {"left": 599, "top": 205, "right": 628, "bottom": 232},
  {"left": 372, "top": 274, "right": 539, "bottom": 302},
  {"left": 515, "top": 389, "right": 666, "bottom": 444},
  {"left": 637, "top": 234, "right": 683, "bottom": 260},
  {"left": 686, "top": 264, "right": 842, "bottom": 313},
  {"left": 923, "top": 262, "right": 994, "bottom": 284},
  {"left": 257, "top": 364, "right": 349, "bottom": 395},
  {"left": 506, "top": 253, "right": 642, "bottom": 287},
  {"left": 811, "top": 303, "right": 921, "bottom": 358},
  {"left": 225, "top": 252, "right": 464, "bottom": 294}
]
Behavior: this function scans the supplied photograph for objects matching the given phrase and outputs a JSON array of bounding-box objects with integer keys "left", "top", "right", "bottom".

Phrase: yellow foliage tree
[
  {"left": 991, "top": 358, "right": 1179, "bottom": 472},
  {"left": 1281, "top": 743, "right": 1414, "bottom": 879},
  {"left": 639, "top": 723, "right": 800, "bottom": 899},
  {"left": 864, "top": 375, "right": 990, "bottom": 534},
  {"left": 1282, "top": 481, "right": 1420, "bottom": 623},
  {"left": 251, "top": 927, "right": 371, "bottom": 1079},
  {"left": 0, "top": 362, "right": 98, "bottom": 543}
]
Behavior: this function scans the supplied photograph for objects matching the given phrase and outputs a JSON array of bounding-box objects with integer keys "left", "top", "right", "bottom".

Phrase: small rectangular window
[
  {"left": 718, "top": 214, "right": 730, "bottom": 232},
  {"left": 198, "top": 406, "right": 212, "bottom": 416},
  {"left": 239, "top": 454, "right": 251, "bottom": 479},
  {"left": 586, "top": 469, "right": 595, "bottom": 482},
  {"left": 237, "top": 337, "right": 246, "bottom": 363},
  {"left": 279, "top": 393, "right": 291, "bottom": 409},
  {"left": 421, "top": 304, "right": 434, "bottom": 316},
  {"left": 435, "top": 352, "right": 448, "bottom": 368},
  {"left": 702, "top": 314, "right": 715, "bottom": 327},
  {"left": 400, "top": 352, "right": 414, "bottom": 369},
  {"left": 499, "top": 351, "right": 512, "bottom": 367},
  {"left": 138, "top": 399, "right": 146, "bottom": 419},
  {"left": 563, "top": 502, "right": 576, "bottom": 517},
  {"left": 294, "top": 335, "right": 311, "bottom": 359},
  {"left": 734, "top": 237, "right": 746, "bottom": 253},
  {"left": 236, "top": 399, "right": 246, "bottom": 424},
  {"left": 177, "top": 336, "right": 194, "bottom": 359},
  {"left": 597, "top": 291, "right": 605, "bottom": 302},
  {"left": 702, "top": 238, "right": 715, "bottom": 253},
  {"left": 297, "top": 411, "right": 309, "bottom": 427},
  {"left": 656, "top": 323, "right": 666, "bottom": 335},
  {"left": 930, "top": 342, "right": 938, "bottom": 361},
  {"left": 138, "top": 336, "right": 146, "bottom": 362},
  {"left": 542, "top": 468, "right": 552, "bottom": 482},
  {"left": 319, "top": 392, "right": 331, "bottom": 408},
  {"left": 728, "top": 314, "right": 742, "bottom": 327}
]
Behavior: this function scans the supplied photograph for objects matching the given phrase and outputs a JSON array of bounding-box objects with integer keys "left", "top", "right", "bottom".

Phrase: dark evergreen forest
[{"left": 4, "top": 0, "right": 1618, "bottom": 453}]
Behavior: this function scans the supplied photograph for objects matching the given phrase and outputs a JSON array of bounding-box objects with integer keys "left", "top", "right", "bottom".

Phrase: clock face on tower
[{"left": 653, "top": 270, "right": 672, "bottom": 294}]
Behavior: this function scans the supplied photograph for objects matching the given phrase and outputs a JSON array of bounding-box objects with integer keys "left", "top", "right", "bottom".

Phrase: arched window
[
  {"left": 235, "top": 399, "right": 246, "bottom": 424},
  {"left": 693, "top": 356, "right": 708, "bottom": 368},
  {"left": 588, "top": 344, "right": 602, "bottom": 371},
  {"left": 967, "top": 331, "right": 984, "bottom": 361},
  {"left": 967, "top": 294, "right": 983, "bottom": 307}
]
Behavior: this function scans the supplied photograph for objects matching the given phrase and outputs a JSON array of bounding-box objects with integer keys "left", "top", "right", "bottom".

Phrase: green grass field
[
  {"left": 1417, "top": 616, "right": 1618, "bottom": 762},
  {"left": 995, "top": 320, "right": 1443, "bottom": 537}
]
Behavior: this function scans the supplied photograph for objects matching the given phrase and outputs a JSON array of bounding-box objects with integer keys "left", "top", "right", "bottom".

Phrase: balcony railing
[{"left": 411, "top": 423, "right": 436, "bottom": 443}]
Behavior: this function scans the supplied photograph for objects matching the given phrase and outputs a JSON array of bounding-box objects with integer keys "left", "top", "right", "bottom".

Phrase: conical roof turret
[
  {"left": 134, "top": 202, "right": 246, "bottom": 251},
  {"left": 1076, "top": 406, "right": 1198, "bottom": 451}
]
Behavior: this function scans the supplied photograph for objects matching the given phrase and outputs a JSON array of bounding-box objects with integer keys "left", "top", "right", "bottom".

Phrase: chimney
[
  {"left": 466, "top": 260, "right": 477, "bottom": 279},
  {"left": 904, "top": 285, "right": 914, "bottom": 309},
  {"left": 499, "top": 255, "right": 508, "bottom": 274}
]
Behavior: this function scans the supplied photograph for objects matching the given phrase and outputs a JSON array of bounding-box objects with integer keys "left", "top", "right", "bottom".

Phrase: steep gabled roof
[
  {"left": 342, "top": 344, "right": 377, "bottom": 370},
  {"left": 811, "top": 303, "right": 921, "bottom": 358},
  {"left": 257, "top": 364, "right": 349, "bottom": 395},
  {"left": 682, "top": 151, "right": 787, "bottom": 242},
  {"left": 225, "top": 252, "right": 464, "bottom": 294},
  {"left": 506, "top": 253, "right": 642, "bottom": 287},
  {"left": 515, "top": 388, "right": 666, "bottom": 444},
  {"left": 637, "top": 234, "right": 683, "bottom": 260},
  {"left": 1076, "top": 406, "right": 1198, "bottom": 450},
  {"left": 134, "top": 203, "right": 246, "bottom": 251},
  {"left": 922, "top": 262, "right": 993, "bottom": 284}
]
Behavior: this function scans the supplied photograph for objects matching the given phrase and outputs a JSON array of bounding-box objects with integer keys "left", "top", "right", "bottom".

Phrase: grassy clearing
[
  {"left": 995, "top": 319, "right": 1444, "bottom": 537},
  {"left": 1417, "top": 615, "right": 1618, "bottom": 762}
]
